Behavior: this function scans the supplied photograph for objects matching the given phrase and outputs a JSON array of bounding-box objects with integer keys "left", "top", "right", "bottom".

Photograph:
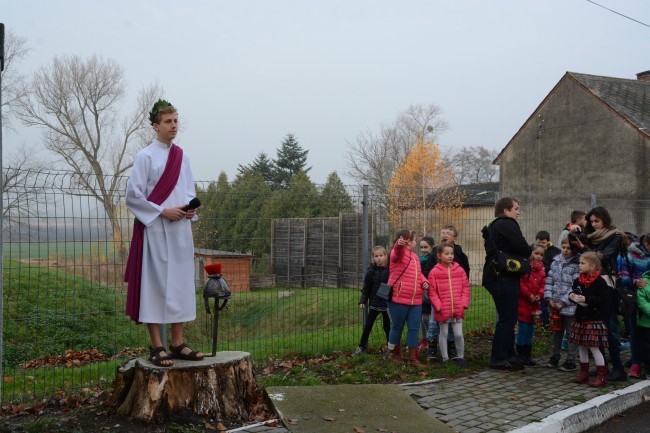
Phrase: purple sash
[{"left": 124, "top": 144, "right": 183, "bottom": 323}]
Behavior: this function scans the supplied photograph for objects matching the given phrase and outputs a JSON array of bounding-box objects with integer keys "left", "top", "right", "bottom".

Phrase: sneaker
[
  {"left": 629, "top": 364, "right": 641, "bottom": 378},
  {"left": 427, "top": 348, "right": 437, "bottom": 361},
  {"left": 545, "top": 355, "right": 560, "bottom": 368},
  {"left": 454, "top": 358, "right": 468, "bottom": 369},
  {"left": 559, "top": 360, "right": 577, "bottom": 372},
  {"left": 352, "top": 346, "right": 365, "bottom": 357},
  {"left": 619, "top": 341, "right": 631, "bottom": 351},
  {"left": 561, "top": 338, "right": 568, "bottom": 351}
]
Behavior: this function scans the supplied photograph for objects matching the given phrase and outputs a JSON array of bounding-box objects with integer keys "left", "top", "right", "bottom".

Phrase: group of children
[
  {"left": 353, "top": 215, "right": 650, "bottom": 385},
  {"left": 354, "top": 224, "right": 471, "bottom": 368}
]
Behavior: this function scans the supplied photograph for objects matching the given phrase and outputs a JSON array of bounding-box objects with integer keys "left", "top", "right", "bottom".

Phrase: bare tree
[
  {"left": 1, "top": 30, "right": 30, "bottom": 130},
  {"left": 345, "top": 104, "right": 449, "bottom": 195},
  {"left": 447, "top": 145, "right": 499, "bottom": 185},
  {"left": 3, "top": 145, "right": 49, "bottom": 234},
  {"left": 15, "top": 54, "right": 161, "bottom": 255}
]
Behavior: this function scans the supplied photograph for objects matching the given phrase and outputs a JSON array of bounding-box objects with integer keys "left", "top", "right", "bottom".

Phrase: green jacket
[{"left": 636, "top": 271, "right": 650, "bottom": 328}]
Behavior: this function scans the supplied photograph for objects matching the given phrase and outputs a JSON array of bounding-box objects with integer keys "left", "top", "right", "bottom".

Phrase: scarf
[
  {"left": 587, "top": 228, "right": 617, "bottom": 245},
  {"left": 531, "top": 260, "right": 544, "bottom": 273},
  {"left": 124, "top": 144, "right": 184, "bottom": 323},
  {"left": 578, "top": 270, "right": 601, "bottom": 288}
]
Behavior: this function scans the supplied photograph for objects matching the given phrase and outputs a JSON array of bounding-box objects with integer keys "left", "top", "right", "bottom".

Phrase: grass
[{"left": 2, "top": 257, "right": 497, "bottom": 402}]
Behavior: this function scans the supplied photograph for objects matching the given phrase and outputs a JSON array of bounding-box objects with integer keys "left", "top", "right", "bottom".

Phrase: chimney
[{"left": 636, "top": 70, "right": 650, "bottom": 81}]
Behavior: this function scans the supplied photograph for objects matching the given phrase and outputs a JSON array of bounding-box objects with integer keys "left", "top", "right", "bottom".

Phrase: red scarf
[
  {"left": 578, "top": 270, "right": 601, "bottom": 288},
  {"left": 124, "top": 144, "right": 183, "bottom": 323}
]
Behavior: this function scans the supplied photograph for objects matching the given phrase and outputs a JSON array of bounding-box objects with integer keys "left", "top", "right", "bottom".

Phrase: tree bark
[{"left": 109, "top": 351, "right": 267, "bottom": 424}]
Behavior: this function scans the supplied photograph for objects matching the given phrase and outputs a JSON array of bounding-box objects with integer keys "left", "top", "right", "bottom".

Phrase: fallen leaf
[
  {"left": 353, "top": 426, "right": 365, "bottom": 432},
  {"left": 323, "top": 416, "right": 335, "bottom": 421},
  {"left": 338, "top": 408, "right": 346, "bottom": 412},
  {"left": 216, "top": 422, "right": 227, "bottom": 431},
  {"left": 377, "top": 428, "right": 390, "bottom": 432},
  {"left": 287, "top": 419, "right": 299, "bottom": 425},
  {"left": 204, "top": 422, "right": 216, "bottom": 430},
  {"left": 612, "top": 418, "right": 621, "bottom": 423}
]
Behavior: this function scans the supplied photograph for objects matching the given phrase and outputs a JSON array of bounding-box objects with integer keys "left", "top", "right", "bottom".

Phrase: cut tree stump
[{"left": 109, "top": 351, "right": 268, "bottom": 424}]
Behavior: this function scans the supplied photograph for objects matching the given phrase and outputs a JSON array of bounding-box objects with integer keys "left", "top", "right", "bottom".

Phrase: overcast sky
[{"left": 2, "top": 0, "right": 649, "bottom": 184}]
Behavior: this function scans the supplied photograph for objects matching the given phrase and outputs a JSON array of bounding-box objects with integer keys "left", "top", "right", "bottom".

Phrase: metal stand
[{"left": 208, "top": 298, "right": 229, "bottom": 357}]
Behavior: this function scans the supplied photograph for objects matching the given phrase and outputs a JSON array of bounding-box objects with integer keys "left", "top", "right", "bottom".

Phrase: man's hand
[{"left": 161, "top": 206, "right": 187, "bottom": 222}]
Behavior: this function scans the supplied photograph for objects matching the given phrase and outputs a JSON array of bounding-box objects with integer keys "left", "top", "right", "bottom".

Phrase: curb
[{"left": 510, "top": 380, "right": 650, "bottom": 433}]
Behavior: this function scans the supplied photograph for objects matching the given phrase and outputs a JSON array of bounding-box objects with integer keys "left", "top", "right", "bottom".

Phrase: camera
[{"left": 567, "top": 227, "right": 582, "bottom": 242}]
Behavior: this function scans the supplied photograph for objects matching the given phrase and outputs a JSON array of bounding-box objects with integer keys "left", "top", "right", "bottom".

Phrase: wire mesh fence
[{"left": 1, "top": 168, "right": 648, "bottom": 402}]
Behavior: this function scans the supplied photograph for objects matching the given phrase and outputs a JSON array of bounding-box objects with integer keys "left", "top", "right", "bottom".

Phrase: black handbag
[
  {"left": 376, "top": 255, "right": 412, "bottom": 301},
  {"left": 496, "top": 251, "right": 531, "bottom": 276},
  {"left": 487, "top": 221, "right": 531, "bottom": 277}
]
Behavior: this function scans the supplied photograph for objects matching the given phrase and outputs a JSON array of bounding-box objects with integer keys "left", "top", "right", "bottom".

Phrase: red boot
[
  {"left": 390, "top": 344, "right": 402, "bottom": 363},
  {"left": 574, "top": 362, "right": 590, "bottom": 384},
  {"left": 589, "top": 365, "right": 609, "bottom": 388},
  {"left": 408, "top": 347, "right": 424, "bottom": 367}
]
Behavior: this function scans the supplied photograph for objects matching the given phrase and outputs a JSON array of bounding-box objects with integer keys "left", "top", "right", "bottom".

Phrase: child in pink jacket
[{"left": 428, "top": 243, "right": 471, "bottom": 368}]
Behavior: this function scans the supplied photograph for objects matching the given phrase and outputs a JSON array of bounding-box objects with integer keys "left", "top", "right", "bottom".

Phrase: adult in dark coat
[{"left": 482, "top": 197, "right": 532, "bottom": 370}]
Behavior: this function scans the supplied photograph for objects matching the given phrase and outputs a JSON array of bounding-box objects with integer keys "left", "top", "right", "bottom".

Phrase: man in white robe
[{"left": 125, "top": 101, "right": 204, "bottom": 365}]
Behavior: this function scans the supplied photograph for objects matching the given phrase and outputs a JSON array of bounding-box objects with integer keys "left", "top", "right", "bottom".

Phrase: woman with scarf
[{"left": 570, "top": 206, "right": 626, "bottom": 381}]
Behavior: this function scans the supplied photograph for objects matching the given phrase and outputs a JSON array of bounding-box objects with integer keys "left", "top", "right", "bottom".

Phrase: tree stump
[{"left": 109, "top": 351, "right": 267, "bottom": 424}]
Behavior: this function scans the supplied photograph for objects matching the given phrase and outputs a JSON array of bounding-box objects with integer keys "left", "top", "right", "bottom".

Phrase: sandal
[
  {"left": 169, "top": 343, "right": 205, "bottom": 361},
  {"left": 149, "top": 346, "right": 174, "bottom": 367}
]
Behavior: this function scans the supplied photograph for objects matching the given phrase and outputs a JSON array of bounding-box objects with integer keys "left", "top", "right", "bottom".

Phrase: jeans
[
  {"left": 540, "top": 301, "right": 550, "bottom": 326},
  {"left": 428, "top": 312, "right": 455, "bottom": 342},
  {"left": 387, "top": 301, "right": 422, "bottom": 348},
  {"left": 485, "top": 278, "right": 519, "bottom": 365},
  {"left": 624, "top": 306, "right": 639, "bottom": 364},
  {"left": 551, "top": 315, "right": 577, "bottom": 361},
  {"left": 515, "top": 321, "right": 534, "bottom": 345}
]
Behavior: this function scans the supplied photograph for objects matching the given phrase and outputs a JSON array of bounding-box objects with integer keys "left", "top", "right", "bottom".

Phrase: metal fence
[{"left": 1, "top": 168, "right": 648, "bottom": 402}]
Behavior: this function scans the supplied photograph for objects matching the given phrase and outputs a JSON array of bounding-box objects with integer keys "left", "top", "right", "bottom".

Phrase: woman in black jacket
[
  {"left": 482, "top": 197, "right": 531, "bottom": 371},
  {"left": 570, "top": 206, "right": 626, "bottom": 381}
]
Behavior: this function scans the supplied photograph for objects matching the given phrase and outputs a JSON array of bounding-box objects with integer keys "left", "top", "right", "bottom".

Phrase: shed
[{"left": 194, "top": 248, "right": 254, "bottom": 292}]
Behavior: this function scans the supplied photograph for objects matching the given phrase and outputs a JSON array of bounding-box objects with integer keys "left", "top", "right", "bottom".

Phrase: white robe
[{"left": 125, "top": 140, "right": 196, "bottom": 324}]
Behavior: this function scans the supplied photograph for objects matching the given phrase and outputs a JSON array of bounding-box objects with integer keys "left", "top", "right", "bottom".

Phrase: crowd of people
[{"left": 353, "top": 197, "right": 650, "bottom": 387}]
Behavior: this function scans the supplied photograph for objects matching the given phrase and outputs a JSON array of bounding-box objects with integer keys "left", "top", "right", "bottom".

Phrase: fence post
[
  {"left": 362, "top": 186, "right": 370, "bottom": 327},
  {"left": 0, "top": 23, "right": 5, "bottom": 401}
]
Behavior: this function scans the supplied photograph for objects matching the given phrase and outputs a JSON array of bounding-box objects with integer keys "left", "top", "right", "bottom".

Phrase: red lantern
[{"left": 549, "top": 309, "right": 562, "bottom": 331}]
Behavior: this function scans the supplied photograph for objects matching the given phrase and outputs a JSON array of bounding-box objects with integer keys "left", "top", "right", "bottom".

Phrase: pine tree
[
  {"left": 236, "top": 152, "right": 275, "bottom": 186},
  {"left": 319, "top": 171, "right": 354, "bottom": 217},
  {"left": 273, "top": 133, "right": 310, "bottom": 189}
]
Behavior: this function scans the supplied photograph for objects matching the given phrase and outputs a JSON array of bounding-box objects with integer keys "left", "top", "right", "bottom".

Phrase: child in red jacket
[
  {"left": 428, "top": 243, "right": 471, "bottom": 368},
  {"left": 516, "top": 243, "right": 546, "bottom": 366}
]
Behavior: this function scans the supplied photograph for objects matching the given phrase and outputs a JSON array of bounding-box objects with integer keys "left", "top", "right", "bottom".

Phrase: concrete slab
[{"left": 267, "top": 384, "right": 455, "bottom": 433}]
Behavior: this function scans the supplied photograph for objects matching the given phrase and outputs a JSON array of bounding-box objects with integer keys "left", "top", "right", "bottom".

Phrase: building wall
[
  {"left": 498, "top": 75, "right": 650, "bottom": 234},
  {"left": 195, "top": 255, "right": 251, "bottom": 292}
]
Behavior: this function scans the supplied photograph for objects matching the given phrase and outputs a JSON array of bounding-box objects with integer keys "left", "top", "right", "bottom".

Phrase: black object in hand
[{"left": 181, "top": 197, "right": 201, "bottom": 212}]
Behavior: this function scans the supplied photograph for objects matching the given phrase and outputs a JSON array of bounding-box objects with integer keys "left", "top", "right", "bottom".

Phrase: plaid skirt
[{"left": 568, "top": 320, "right": 609, "bottom": 347}]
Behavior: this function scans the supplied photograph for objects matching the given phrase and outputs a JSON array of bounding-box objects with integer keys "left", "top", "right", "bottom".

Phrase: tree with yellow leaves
[{"left": 386, "top": 138, "right": 464, "bottom": 234}]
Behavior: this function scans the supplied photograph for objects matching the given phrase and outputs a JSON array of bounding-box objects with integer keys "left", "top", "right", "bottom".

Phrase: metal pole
[
  {"left": 211, "top": 301, "right": 219, "bottom": 356},
  {"left": 361, "top": 185, "right": 369, "bottom": 328},
  {"left": 0, "top": 22, "right": 6, "bottom": 401}
]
